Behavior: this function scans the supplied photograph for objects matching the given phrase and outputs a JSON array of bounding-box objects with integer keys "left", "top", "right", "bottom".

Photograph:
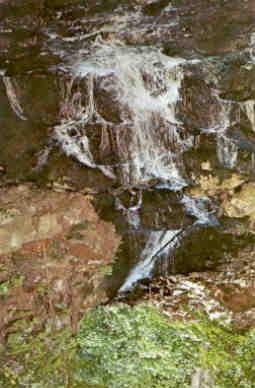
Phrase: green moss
[
  {"left": 75, "top": 304, "right": 201, "bottom": 388},
  {"left": 99, "top": 265, "right": 113, "bottom": 276},
  {"left": 1, "top": 304, "right": 255, "bottom": 388},
  {"left": 66, "top": 222, "right": 89, "bottom": 240},
  {"left": 0, "top": 208, "right": 9, "bottom": 215},
  {"left": 0, "top": 322, "right": 80, "bottom": 388},
  {"left": 0, "top": 281, "right": 11, "bottom": 297},
  {"left": 75, "top": 305, "right": 255, "bottom": 388},
  {"left": 0, "top": 275, "right": 24, "bottom": 299}
]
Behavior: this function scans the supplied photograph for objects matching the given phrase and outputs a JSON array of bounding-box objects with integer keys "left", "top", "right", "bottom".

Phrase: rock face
[
  {"left": 0, "top": 184, "right": 120, "bottom": 338},
  {"left": 1, "top": 2, "right": 255, "bottom": 387},
  {"left": 0, "top": 0, "right": 255, "bottom": 297},
  {"left": 0, "top": 184, "right": 118, "bottom": 255},
  {"left": 223, "top": 182, "right": 255, "bottom": 221}
]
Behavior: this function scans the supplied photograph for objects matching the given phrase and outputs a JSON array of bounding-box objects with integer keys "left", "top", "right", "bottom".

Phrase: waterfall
[
  {"left": 53, "top": 42, "right": 240, "bottom": 291},
  {"left": 119, "top": 229, "right": 181, "bottom": 293},
  {"left": 51, "top": 37, "right": 254, "bottom": 292},
  {"left": 55, "top": 42, "right": 188, "bottom": 189},
  {"left": 109, "top": 47, "right": 186, "bottom": 189}
]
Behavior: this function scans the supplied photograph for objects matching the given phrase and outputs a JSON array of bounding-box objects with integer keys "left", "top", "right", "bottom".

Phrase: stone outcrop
[
  {"left": 0, "top": 184, "right": 120, "bottom": 338},
  {"left": 223, "top": 182, "right": 255, "bottom": 222}
]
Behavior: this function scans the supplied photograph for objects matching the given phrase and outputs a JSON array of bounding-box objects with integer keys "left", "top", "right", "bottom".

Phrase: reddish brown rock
[{"left": 0, "top": 184, "right": 121, "bottom": 340}]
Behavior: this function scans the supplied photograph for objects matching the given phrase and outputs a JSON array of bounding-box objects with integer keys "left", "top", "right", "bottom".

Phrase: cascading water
[
  {"left": 53, "top": 41, "right": 210, "bottom": 290},
  {"left": 53, "top": 40, "right": 246, "bottom": 292},
  {"left": 40, "top": 3, "right": 254, "bottom": 293},
  {"left": 55, "top": 42, "right": 189, "bottom": 189},
  {"left": 1, "top": 0, "right": 255, "bottom": 296},
  {"left": 119, "top": 229, "right": 182, "bottom": 293},
  {"left": 181, "top": 195, "right": 218, "bottom": 226}
]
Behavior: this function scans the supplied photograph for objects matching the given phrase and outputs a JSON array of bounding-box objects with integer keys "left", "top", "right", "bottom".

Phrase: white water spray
[
  {"left": 119, "top": 229, "right": 181, "bottom": 293},
  {"left": 55, "top": 42, "right": 188, "bottom": 189}
]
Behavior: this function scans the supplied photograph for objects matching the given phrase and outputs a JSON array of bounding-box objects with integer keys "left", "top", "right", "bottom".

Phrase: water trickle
[
  {"left": 53, "top": 75, "right": 116, "bottom": 179},
  {"left": 249, "top": 32, "right": 255, "bottom": 63},
  {"left": 3, "top": 77, "right": 27, "bottom": 121},
  {"left": 214, "top": 100, "right": 238, "bottom": 169},
  {"left": 119, "top": 229, "right": 181, "bottom": 293},
  {"left": 241, "top": 100, "right": 255, "bottom": 132},
  {"left": 115, "top": 191, "right": 142, "bottom": 229},
  {"left": 217, "top": 134, "right": 238, "bottom": 169},
  {"left": 53, "top": 76, "right": 96, "bottom": 168},
  {"left": 181, "top": 195, "right": 218, "bottom": 226}
]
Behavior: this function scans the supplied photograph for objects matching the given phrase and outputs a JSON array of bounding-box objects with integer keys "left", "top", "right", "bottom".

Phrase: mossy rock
[
  {"left": 1, "top": 304, "right": 255, "bottom": 388},
  {"left": 0, "top": 323, "right": 80, "bottom": 388},
  {"left": 75, "top": 304, "right": 255, "bottom": 388}
]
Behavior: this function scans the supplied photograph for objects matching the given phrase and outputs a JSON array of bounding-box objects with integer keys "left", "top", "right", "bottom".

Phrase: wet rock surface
[{"left": 0, "top": 0, "right": 254, "bottom": 293}]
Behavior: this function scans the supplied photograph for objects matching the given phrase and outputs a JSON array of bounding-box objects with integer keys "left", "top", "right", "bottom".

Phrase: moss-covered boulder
[
  {"left": 75, "top": 304, "right": 255, "bottom": 388},
  {"left": 1, "top": 304, "right": 255, "bottom": 387}
]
